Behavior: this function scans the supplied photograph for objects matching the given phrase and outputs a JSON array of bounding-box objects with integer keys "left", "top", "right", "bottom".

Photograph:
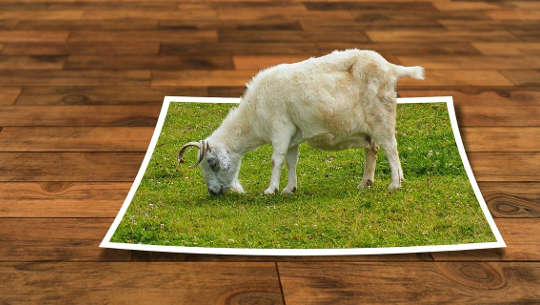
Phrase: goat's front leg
[
  {"left": 281, "top": 145, "right": 299, "bottom": 194},
  {"left": 264, "top": 138, "right": 292, "bottom": 195}
]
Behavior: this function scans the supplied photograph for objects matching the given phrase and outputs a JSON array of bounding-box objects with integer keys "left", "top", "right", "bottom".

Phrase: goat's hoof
[
  {"left": 357, "top": 179, "right": 373, "bottom": 190},
  {"left": 281, "top": 186, "right": 297, "bottom": 195},
  {"left": 264, "top": 187, "right": 279, "bottom": 195},
  {"left": 387, "top": 182, "right": 401, "bottom": 192}
]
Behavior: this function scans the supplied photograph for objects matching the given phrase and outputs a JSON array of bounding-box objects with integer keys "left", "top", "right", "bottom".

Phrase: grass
[{"left": 111, "top": 101, "right": 496, "bottom": 249}]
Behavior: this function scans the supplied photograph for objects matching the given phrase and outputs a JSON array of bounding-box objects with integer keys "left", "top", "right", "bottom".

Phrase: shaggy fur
[{"left": 183, "top": 49, "right": 424, "bottom": 195}]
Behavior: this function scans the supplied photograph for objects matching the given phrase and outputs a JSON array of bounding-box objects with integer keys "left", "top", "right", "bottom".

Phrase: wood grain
[
  {"left": 1, "top": 218, "right": 535, "bottom": 262},
  {"left": 0, "top": 152, "right": 143, "bottom": 181},
  {"left": 0, "top": 87, "right": 20, "bottom": 105},
  {"left": 15, "top": 86, "right": 206, "bottom": 105},
  {"left": 0, "top": 30, "right": 69, "bottom": 42},
  {"left": 0, "top": 262, "right": 284, "bottom": 305},
  {"left": 0, "top": 127, "right": 153, "bottom": 151},
  {"left": 279, "top": 261, "right": 540, "bottom": 305},
  {"left": 472, "top": 42, "right": 540, "bottom": 55},
  {"left": 65, "top": 55, "right": 234, "bottom": 70},
  {"left": 0, "top": 55, "right": 65, "bottom": 70},
  {"left": 433, "top": 218, "right": 540, "bottom": 261},
  {"left": 366, "top": 30, "right": 518, "bottom": 42},
  {"left": 0, "top": 182, "right": 129, "bottom": 217},
  {"left": 480, "top": 182, "right": 540, "bottom": 218},
  {"left": 0, "top": 70, "right": 151, "bottom": 86},
  {"left": 0, "top": 105, "right": 161, "bottom": 126}
]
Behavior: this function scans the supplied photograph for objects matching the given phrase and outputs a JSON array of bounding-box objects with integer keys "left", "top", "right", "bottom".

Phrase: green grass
[{"left": 111, "top": 101, "right": 496, "bottom": 249}]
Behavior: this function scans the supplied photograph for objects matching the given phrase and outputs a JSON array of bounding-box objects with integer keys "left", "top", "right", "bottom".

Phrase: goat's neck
[{"left": 209, "top": 105, "right": 262, "bottom": 156}]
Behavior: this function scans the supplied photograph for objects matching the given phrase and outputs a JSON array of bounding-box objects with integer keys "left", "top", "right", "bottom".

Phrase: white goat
[{"left": 178, "top": 49, "right": 424, "bottom": 195}]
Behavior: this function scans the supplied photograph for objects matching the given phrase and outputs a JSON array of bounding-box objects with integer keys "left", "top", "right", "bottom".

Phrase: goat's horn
[{"left": 177, "top": 140, "right": 208, "bottom": 168}]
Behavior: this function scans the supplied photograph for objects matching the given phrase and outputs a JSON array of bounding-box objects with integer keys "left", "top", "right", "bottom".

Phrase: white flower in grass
[
  {"left": 427, "top": 150, "right": 433, "bottom": 157},
  {"left": 228, "top": 238, "right": 235, "bottom": 243}
]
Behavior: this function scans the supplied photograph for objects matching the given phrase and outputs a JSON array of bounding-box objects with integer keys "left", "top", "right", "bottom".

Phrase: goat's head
[{"left": 178, "top": 139, "right": 240, "bottom": 195}]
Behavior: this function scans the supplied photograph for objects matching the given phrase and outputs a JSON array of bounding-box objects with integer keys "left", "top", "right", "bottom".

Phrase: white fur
[{"left": 194, "top": 49, "right": 424, "bottom": 195}]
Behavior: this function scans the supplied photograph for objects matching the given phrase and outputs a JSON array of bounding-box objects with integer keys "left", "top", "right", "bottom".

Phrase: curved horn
[{"left": 177, "top": 140, "right": 209, "bottom": 168}]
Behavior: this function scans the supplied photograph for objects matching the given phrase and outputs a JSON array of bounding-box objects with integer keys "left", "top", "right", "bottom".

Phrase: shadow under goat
[{"left": 177, "top": 49, "right": 425, "bottom": 195}]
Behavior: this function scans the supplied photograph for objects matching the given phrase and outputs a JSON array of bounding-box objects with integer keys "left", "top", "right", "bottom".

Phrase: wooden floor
[{"left": 1, "top": 0, "right": 539, "bottom": 304}]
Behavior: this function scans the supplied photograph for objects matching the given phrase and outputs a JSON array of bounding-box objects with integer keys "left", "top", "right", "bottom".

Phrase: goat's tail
[{"left": 394, "top": 65, "right": 425, "bottom": 80}]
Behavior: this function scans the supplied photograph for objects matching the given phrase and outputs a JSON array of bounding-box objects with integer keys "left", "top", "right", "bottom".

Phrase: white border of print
[{"left": 100, "top": 96, "right": 506, "bottom": 256}]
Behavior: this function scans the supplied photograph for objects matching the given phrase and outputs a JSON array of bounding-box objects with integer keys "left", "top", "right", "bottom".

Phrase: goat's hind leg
[
  {"left": 379, "top": 135, "right": 403, "bottom": 192},
  {"left": 281, "top": 145, "right": 299, "bottom": 195},
  {"left": 358, "top": 138, "right": 378, "bottom": 190}
]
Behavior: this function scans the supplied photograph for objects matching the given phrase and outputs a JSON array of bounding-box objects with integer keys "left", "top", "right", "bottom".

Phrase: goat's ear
[{"left": 207, "top": 157, "right": 220, "bottom": 172}]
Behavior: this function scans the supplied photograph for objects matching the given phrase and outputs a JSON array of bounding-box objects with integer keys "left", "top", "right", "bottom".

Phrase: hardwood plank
[
  {"left": 317, "top": 42, "right": 481, "bottom": 56},
  {"left": 458, "top": 104, "right": 540, "bottom": 127},
  {"left": 160, "top": 42, "right": 319, "bottom": 55},
  {"left": 433, "top": 1, "right": 500, "bottom": 10},
  {"left": 472, "top": 42, "right": 540, "bottom": 55},
  {"left": 15, "top": 86, "right": 206, "bottom": 105},
  {"left": 461, "top": 127, "right": 540, "bottom": 152},
  {"left": 510, "top": 29, "right": 540, "bottom": 42},
  {"left": 0, "top": 151, "right": 538, "bottom": 182},
  {"left": 0, "top": 127, "right": 153, "bottom": 151},
  {"left": 82, "top": 9, "right": 218, "bottom": 20},
  {"left": 0, "top": 262, "right": 283, "bottom": 305},
  {"left": 397, "top": 70, "right": 513, "bottom": 87},
  {"left": 500, "top": 70, "right": 540, "bottom": 87},
  {"left": 279, "top": 262, "right": 540, "bottom": 305},
  {"left": 302, "top": 18, "right": 443, "bottom": 30},
  {"left": 468, "top": 152, "right": 540, "bottom": 182},
  {"left": 433, "top": 218, "right": 540, "bottom": 261},
  {"left": 0, "top": 218, "right": 128, "bottom": 261},
  {"left": 151, "top": 70, "right": 255, "bottom": 87},
  {"left": 233, "top": 55, "right": 310, "bottom": 70},
  {"left": 487, "top": 9, "right": 540, "bottom": 21},
  {"left": 366, "top": 30, "right": 518, "bottom": 42},
  {"left": 4, "top": 19, "right": 159, "bottom": 31},
  {"left": 0, "top": 105, "right": 161, "bottom": 126},
  {"left": 0, "top": 30, "right": 69, "bottom": 42},
  {"left": 480, "top": 182, "right": 540, "bottom": 218},
  {"left": 397, "top": 55, "right": 540, "bottom": 70},
  {"left": 0, "top": 182, "right": 128, "bottom": 217},
  {"left": 65, "top": 55, "right": 234, "bottom": 70},
  {"left": 303, "top": 2, "right": 437, "bottom": 11},
  {"left": 0, "top": 87, "right": 20, "bottom": 105},
  {"left": 0, "top": 55, "right": 65, "bottom": 70},
  {"left": 219, "top": 30, "right": 370, "bottom": 43},
  {"left": 66, "top": 42, "right": 160, "bottom": 55},
  {"left": 68, "top": 30, "right": 217, "bottom": 43},
  {"left": 439, "top": 19, "right": 540, "bottom": 31},
  {"left": 0, "top": 70, "right": 151, "bottom": 86},
  {"left": 0, "top": 9, "right": 83, "bottom": 20},
  {"left": 1, "top": 43, "right": 68, "bottom": 55},
  {"left": 0, "top": 214, "right": 535, "bottom": 262},
  {"left": 0, "top": 152, "right": 143, "bottom": 181}
]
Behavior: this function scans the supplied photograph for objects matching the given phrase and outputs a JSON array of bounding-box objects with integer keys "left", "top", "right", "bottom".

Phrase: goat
[{"left": 178, "top": 49, "right": 424, "bottom": 195}]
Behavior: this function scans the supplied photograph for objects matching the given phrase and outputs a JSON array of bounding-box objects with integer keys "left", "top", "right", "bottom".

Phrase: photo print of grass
[{"left": 107, "top": 97, "right": 500, "bottom": 252}]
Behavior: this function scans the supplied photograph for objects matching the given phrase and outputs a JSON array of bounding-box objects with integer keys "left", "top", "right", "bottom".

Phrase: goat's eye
[{"left": 207, "top": 157, "right": 220, "bottom": 172}]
